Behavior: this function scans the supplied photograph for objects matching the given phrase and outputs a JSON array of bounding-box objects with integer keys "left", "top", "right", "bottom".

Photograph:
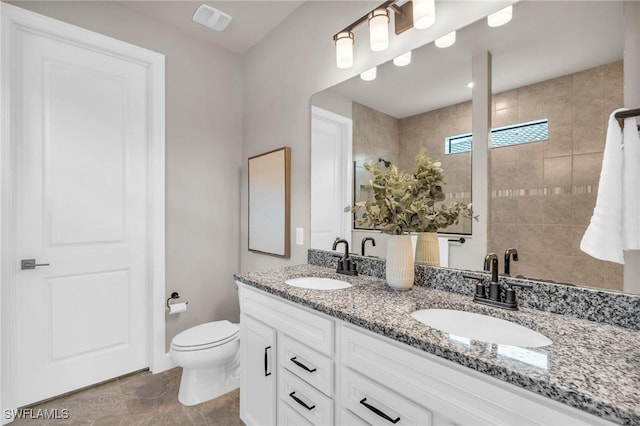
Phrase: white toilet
[{"left": 169, "top": 320, "right": 240, "bottom": 406}]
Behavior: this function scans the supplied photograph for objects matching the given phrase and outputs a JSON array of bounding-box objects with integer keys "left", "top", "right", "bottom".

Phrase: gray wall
[
  {"left": 8, "top": 1, "right": 244, "bottom": 350},
  {"left": 6, "top": 0, "right": 517, "bottom": 352}
]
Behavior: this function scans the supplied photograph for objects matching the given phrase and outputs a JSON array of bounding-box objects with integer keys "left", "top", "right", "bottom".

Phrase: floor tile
[{"left": 11, "top": 368, "right": 243, "bottom": 426}]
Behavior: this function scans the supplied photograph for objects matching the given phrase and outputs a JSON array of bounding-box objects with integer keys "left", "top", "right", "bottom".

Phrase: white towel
[
  {"left": 580, "top": 109, "right": 625, "bottom": 263},
  {"left": 622, "top": 115, "right": 640, "bottom": 250}
]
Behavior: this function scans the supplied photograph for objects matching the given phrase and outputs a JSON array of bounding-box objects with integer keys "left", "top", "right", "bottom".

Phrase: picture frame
[{"left": 248, "top": 147, "right": 291, "bottom": 257}]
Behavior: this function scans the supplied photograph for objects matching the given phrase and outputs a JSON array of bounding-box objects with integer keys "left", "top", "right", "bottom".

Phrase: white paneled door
[
  {"left": 10, "top": 10, "right": 152, "bottom": 406},
  {"left": 310, "top": 107, "right": 352, "bottom": 251}
]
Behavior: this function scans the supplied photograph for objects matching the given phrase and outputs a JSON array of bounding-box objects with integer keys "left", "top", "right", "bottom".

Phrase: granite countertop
[{"left": 234, "top": 264, "right": 640, "bottom": 425}]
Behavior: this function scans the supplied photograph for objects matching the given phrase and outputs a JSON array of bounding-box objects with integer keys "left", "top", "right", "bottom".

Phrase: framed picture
[{"left": 248, "top": 147, "right": 291, "bottom": 257}]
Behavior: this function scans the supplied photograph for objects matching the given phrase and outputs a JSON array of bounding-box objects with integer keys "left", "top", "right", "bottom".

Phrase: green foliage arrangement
[{"left": 353, "top": 148, "right": 473, "bottom": 235}]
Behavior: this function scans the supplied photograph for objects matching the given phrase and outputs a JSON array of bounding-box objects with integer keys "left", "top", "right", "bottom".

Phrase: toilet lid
[{"left": 171, "top": 320, "right": 239, "bottom": 350}]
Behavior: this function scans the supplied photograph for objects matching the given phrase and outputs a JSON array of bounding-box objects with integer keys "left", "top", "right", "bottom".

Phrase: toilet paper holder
[{"left": 166, "top": 292, "right": 189, "bottom": 309}]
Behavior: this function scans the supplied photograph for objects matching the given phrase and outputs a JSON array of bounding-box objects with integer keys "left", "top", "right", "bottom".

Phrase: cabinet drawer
[
  {"left": 342, "top": 368, "right": 433, "bottom": 426},
  {"left": 341, "top": 325, "right": 612, "bottom": 426},
  {"left": 337, "top": 409, "right": 369, "bottom": 426},
  {"left": 239, "top": 285, "right": 334, "bottom": 356},
  {"left": 280, "top": 334, "right": 334, "bottom": 396},
  {"left": 280, "top": 369, "right": 334, "bottom": 426},
  {"left": 278, "top": 399, "right": 314, "bottom": 426}
]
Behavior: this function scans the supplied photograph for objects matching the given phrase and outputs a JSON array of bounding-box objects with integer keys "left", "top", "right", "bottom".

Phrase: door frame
[
  {"left": 0, "top": 4, "right": 167, "bottom": 420},
  {"left": 310, "top": 106, "right": 353, "bottom": 248}
]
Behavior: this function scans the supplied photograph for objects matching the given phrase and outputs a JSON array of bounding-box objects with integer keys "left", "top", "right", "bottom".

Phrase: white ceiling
[
  {"left": 119, "top": 1, "right": 303, "bottom": 54},
  {"left": 325, "top": 1, "right": 624, "bottom": 119}
]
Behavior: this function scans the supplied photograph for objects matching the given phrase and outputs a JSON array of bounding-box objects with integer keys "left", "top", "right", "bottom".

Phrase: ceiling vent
[{"left": 192, "top": 4, "right": 232, "bottom": 32}]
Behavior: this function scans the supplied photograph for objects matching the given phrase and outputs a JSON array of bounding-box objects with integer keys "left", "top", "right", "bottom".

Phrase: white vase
[
  {"left": 415, "top": 232, "right": 440, "bottom": 266},
  {"left": 385, "top": 234, "right": 415, "bottom": 290}
]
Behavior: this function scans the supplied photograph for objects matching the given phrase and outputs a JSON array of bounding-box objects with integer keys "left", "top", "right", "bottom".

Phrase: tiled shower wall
[
  {"left": 353, "top": 101, "right": 472, "bottom": 234},
  {"left": 352, "top": 101, "right": 400, "bottom": 209},
  {"left": 399, "top": 102, "right": 473, "bottom": 234},
  {"left": 490, "top": 61, "right": 623, "bottom": 290}
]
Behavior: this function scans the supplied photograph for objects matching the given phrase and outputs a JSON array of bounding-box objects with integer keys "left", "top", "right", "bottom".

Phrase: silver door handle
[{"left": 21, "top": 259, "right": 50, "bottom": 270}]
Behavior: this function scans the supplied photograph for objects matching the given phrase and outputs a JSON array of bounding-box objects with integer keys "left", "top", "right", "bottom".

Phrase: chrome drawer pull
[
  {"left": 289, "top": 391, "right": 316, "bottom": 411},
  {"left": 290, "top": 356, "right": 317, "bottom": 373},
  {"left": 359, "top": 398, "right": 400, "bottom": 424}
]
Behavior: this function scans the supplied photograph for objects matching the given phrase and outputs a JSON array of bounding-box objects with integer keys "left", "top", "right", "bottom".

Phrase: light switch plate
[{"left": 296, "top": 228, "right": 304, "bottom": 245}]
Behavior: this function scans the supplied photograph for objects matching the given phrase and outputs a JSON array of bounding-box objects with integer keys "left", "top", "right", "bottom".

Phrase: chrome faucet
[
  {"left": 332, "top": 239, "right": 357, "bottom": 276},
  {"left": 361, "top": 237, "right": 376, "bottom": 256},
  {"left": 504, "top": 248, "right": 518, "bottom": 276}
]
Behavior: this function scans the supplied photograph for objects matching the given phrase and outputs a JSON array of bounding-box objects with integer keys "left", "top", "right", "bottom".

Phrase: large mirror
[
  {"left": 488, "top": 1, "right": 623, "bottom": 291},
  {"left": 311, "top": 1, "right": 625, "bottom": 292},
  {"left": 311, "top": 15, "right": 475, "bottom": 259}
]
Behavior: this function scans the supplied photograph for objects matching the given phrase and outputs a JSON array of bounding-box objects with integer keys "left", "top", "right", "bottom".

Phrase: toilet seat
[{"left": 171, "top": 320, "right": 239, "bottom": 352}]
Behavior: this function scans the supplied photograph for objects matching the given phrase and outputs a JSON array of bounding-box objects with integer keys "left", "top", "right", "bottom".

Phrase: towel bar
[{"left": 614, "top": 108, "right": 640, "bottom": 130}]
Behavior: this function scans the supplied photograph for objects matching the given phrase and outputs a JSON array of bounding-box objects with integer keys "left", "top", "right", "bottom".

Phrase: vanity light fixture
[
  {"left": 332, "top": 0, "right": 436, "bottom": 68},
  {"left": 361, "top": 67, "right": 377, "bottom": 81},
  {"left": 412, "top": 0, "right": 436, "bottom": 29},
  {"left": 434, "top": 31, "right": 456, "bottom": 48},
  {"left": 393, "top": 51, "right": 412, "bottom": 67},
  {"left": 487, "top": 5, "right": 513, "bottom": 27},
  {"left": 369, "top": 9, "right": 390, "bottom": 51},
  {"left": 334, "top": 31, "right": 355, "bottom": 69}
]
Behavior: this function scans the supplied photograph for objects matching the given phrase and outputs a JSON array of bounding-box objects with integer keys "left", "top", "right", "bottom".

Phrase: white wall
[
  {"left": 312, "top": 90, "right": 353, "bottom": 119},
  {"left": 7, "top": 1, "right": 244, "bottom": 349},
  {"left": 241, "top": 0, "right": 514, "bottom": 273}
]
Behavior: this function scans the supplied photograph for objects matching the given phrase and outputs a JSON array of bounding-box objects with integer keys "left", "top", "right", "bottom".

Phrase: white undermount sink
[
  {"left": 285, "top": 277, "right": 352, "bottom": 290},
  {"left": 411, "top": 309, "right": 552, "bottom": 348}
]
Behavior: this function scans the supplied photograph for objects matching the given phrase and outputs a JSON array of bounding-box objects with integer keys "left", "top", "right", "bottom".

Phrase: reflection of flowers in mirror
[{"left": 353, "top": 148, "right": 473, "bottom": 235}]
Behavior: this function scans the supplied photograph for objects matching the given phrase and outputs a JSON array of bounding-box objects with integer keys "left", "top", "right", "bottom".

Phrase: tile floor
[{"left": 11, "top": 368, "right": 244, "bottom": 425}]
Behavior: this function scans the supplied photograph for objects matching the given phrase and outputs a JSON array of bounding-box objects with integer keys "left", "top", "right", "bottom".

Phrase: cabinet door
[{"left": 240, "top": 314, "right": 277, "bottom": 426}]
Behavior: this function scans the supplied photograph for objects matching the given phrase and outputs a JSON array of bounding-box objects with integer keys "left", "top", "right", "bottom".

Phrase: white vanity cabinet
[
  {"left": 339, "top": 325, "right": 615, "bottom": 426},
  {"left": 238, "top": 284, "right": 614, "bottom": 426},
  {"left": 239, "top": 313, "right": 277, "bottom": 425},
  {"left": 238, "top": 285, "right": 336, "bottom": 426}
]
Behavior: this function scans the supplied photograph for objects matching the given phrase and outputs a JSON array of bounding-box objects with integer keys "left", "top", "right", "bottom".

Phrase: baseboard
[{"left": 151, "top": 352, "right": 175, "bottom": 374}]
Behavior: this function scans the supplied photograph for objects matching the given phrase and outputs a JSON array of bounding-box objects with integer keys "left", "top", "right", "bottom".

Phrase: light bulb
[
  {"left": 412, "top": 0, "right": 436, "bottom": 29},
  {"left": 360, "top": 67, "right": 377, "bottom": 81},
  {"left": 368, "top": 9, "right": 389, "bottom": 52},
  {"left": 467, "top": 81, "right": 474, "bottom": 88},
  {"left": 335, "top": 31, "right": 354, "bottom": 69},
  {"left": 435, "top": 31, "right": 456, "bottom": 48},
  {"left": 393, "top": 51, "right": 412, "bottom": 67},
  {"left": 487, "top": 5, "right": 513, "bottom": 27}
]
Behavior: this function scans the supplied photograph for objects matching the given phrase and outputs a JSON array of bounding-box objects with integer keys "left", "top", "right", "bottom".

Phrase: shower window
[{"left": 445, "top": 119, "right": 549, "bottom": 155}]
